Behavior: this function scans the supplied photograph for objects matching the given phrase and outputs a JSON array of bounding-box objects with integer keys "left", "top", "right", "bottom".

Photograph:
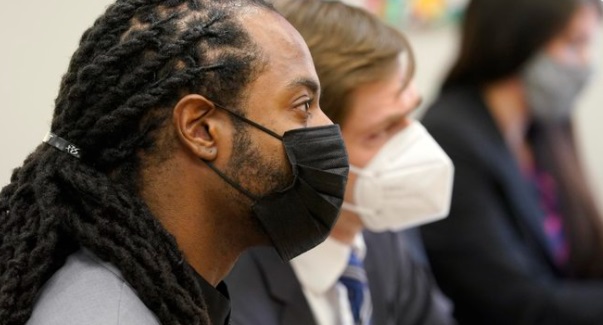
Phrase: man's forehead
[
  {"left": 240, "top": 9, "right": 320, "bottom": 96},
  {"left": 237, "top": 8, "right": 318, "bottom": 83}
]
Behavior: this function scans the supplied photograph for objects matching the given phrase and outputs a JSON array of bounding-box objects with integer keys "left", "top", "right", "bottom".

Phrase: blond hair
[{"left": 272, "top": 0, "right": 415, "bottom": 124}]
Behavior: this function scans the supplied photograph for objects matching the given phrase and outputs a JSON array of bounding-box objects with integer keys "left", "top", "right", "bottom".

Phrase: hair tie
[{"left": 43, "top": 132, "right": 81, "bottom": 159}]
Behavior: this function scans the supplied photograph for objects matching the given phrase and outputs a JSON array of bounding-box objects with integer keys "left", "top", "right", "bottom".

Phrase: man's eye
[
  {"left": 297, "top": 100, "right": 311, "bottom": 112},
  {"left": 295, "top": 100, "right": 313, "bottom": 125}
]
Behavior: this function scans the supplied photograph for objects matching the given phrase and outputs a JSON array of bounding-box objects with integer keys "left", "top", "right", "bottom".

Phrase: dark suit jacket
[
  {"left": 420, "top": 85, "right": 603, "bottom": 325},
  {"left": 226, "top": 231, "right": 455, "bottom": 325}
]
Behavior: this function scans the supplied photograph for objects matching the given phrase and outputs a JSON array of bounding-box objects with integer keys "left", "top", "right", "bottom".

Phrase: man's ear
[{"left": 173, "top": 94, "right": 221, "bottom": 161}]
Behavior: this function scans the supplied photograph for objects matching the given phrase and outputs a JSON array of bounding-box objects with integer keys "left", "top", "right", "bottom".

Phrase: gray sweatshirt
[{"left": 26, "top": 248, "right": 160, "bottom": 325}]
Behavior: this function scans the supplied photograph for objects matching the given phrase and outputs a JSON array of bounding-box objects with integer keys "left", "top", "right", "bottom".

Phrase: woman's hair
[
  {"left": 0, "top": 0, "right": 273, "bottom": 324},
  {"left": 531, "top": 121, "right": 603, "bottom": 278},
  {"left": 447, "top": 0, "right": 603, "bottom": 277},
  {"left": 271, "top": 0, "right": 415, "bottom": 125},
  {"left": 445, "top": 0, "right": 602, "bottom": 88}
]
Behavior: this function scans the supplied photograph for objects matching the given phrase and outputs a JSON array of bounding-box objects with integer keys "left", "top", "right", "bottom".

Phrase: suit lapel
[
  {"left": 466, "top": 90, "right": 557, "bottom": 267},
  {"left": 251, "top": 248, "right": 318, "bottom": 325},
  {"left": 491, "top": 143, "right": 557, "bottom": 265},
  {"left": 363, "top": 232, "right": 390, "bottom": 325}
]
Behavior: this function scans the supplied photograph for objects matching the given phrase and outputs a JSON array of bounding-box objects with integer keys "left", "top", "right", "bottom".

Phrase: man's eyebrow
[{"left": 287, "top": 77, "right": 320, "bottom": 94}]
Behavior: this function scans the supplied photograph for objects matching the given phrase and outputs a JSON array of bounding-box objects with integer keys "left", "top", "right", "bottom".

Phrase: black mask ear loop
[
  {"left": 213, "top": 103, "right": 283, "bottom": 141},
  {"left": 201, "top": 103, "right": 283, "bottom": 201},
  {"left": 204, "top": 162, "right": 260, "bottom": 201}
]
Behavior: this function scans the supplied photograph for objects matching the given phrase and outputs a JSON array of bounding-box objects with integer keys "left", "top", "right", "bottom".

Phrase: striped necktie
[{"left": 339, "top": 251, "right": 371, "bottom": 325}]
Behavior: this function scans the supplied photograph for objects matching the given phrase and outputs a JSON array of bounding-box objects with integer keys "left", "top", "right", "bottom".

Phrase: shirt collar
[{"left": 290, "top": 234, "right": 366, "bottom": 294}]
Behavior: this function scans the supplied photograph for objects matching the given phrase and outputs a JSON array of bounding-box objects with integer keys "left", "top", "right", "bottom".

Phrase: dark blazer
[
  {"left": 420, "top": 85, "right": 603, "bottom": 325},
  {"left": 226, "top": 231, "right": 455, "bottom": 325}
]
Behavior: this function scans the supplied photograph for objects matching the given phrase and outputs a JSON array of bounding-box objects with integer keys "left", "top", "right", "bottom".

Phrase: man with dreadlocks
[{"left": 0, "top": 0, "right": 349, "bottom": 324}]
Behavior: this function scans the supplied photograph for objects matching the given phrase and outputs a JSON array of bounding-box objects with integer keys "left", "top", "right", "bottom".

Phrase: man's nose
[{"left": 311, "top": 106, "right": 334, "bottom": 127}]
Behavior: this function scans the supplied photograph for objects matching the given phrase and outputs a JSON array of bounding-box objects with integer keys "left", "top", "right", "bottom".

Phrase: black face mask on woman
[{"left": 204, "top": 103, "right": 349, "bottom": 261}]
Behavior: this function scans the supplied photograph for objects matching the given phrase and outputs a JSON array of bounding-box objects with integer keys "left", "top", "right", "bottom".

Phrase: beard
[
  {"left": 226, "top": 122, "right": 292, "bottom": 198},
  {"left": 221, "top": 121, "right": 292, "bottom": 245}
]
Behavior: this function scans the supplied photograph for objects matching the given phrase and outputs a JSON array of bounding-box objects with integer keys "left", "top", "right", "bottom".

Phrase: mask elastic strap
[
  {"left": 349, "top": 165, "right": 377, "bottom": 178},
  {"left": 204, "top": 161, "right": 259, "bottom": 201},
  {"left": 349, "top": 165, "right": 363, "bottom": 175},
  {"left": 43, "top": 132, "right": 82, "bottom": 159},
  {"left": 213, "top": 103, "right": 283, "bottom": 141},
  {"left": 342, "top": 202, "right": 375, "bottom": 217}
]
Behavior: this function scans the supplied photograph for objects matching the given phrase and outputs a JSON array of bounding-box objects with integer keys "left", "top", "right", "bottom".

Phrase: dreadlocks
[{"left": 0, "top": 0, "right": 274, "bottom": 324}]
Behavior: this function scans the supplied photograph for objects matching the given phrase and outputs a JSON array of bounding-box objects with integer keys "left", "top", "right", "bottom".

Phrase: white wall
[
  {"left": 0, "top": 0, "right": 114, "bottom": 182},
  {"left": 575, "top": 48, "right": 603, "bottom": 207},
  {"left": 1, "top": 1, "right": 602, "bottom": 206}
]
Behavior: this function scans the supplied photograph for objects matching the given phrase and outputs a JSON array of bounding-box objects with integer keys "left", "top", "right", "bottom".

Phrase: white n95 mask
[{"left": 342, "top": 121, "right": 454, "bottom": 232}]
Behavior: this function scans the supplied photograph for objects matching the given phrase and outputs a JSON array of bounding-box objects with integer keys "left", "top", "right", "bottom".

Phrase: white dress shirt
[{"left": 290, "top": 234, "right": 367, "bottom": 325}]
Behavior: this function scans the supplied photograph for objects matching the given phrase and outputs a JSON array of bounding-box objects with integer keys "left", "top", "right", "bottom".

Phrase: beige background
[{"left": 1, "top": 1, "right": 601, "bottom": 206}]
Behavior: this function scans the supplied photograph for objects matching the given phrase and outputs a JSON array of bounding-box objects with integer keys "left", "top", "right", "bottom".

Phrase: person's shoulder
[
  {"left": 423, "top": 85, "right": 481, "bottom": 120},
  {"left": 228, "top": 247, "right": 278, "bottom": 285},
  {"left": 422, "top": 85, "right": 485, "bottom": 134},
  {"left": 226, "top": 248, "right": 287, "bottom": 325},
  {"left": 422, "top": 85, "right": 500, "bottom": 163},
  {"left": 26, "top": 249, "right": 160, "bottom": 325},
  {"left": 363, "top": 231, "right": 412, "bottom": 265}
]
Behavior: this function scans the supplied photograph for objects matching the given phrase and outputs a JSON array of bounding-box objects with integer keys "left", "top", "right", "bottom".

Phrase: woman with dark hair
[{"left": 421, "top": 0, "right": 603, "bottom": 324}]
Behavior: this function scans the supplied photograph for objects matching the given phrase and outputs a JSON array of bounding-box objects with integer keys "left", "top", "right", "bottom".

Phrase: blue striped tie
[{"left": 339, "top": 251, "right": 370, "bottom": 325}]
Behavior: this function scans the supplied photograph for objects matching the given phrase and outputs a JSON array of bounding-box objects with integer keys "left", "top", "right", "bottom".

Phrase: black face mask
[{"left": 205, "top": 104, "right": 349, "bottom": 261}]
